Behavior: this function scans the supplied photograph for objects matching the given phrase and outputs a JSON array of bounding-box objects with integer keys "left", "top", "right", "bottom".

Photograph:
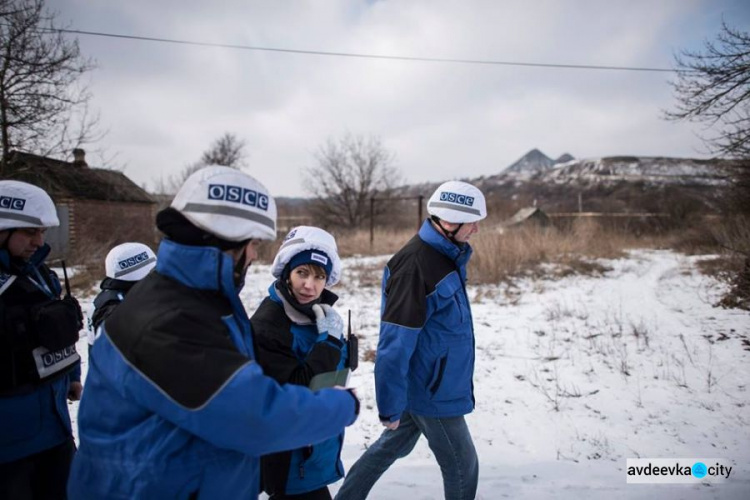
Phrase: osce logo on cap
[
  {"left": 207, "top": 184, "right": 269, "bottom": 211},
  {"left": 119, "top": 251, "right": 150, "bottom": 270},
  {"left": 440, "top": 191, "right": 474, "bottom": 207},
  {"left": 0, "top": 196, "right": 27, "bottom": 211},
  {"left": 310, "top": 252, "right": 328, "bottom": 266}
]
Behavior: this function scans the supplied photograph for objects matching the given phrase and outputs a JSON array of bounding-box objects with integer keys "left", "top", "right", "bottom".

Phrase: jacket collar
[
  {"left": 155, "top": 239, "right": 236, "bottom": 299},
  {"left": 0, "top": 244, "right": 51, "bottom": 276},
  {"left": 99, "top": 277, "right": 136, "bottom": 293},
  {"left": 268, "top": 280, "right": 338, "bottom": 326},
  {"left": 418, "top": 219, "right": 473, "bottom": 267}
]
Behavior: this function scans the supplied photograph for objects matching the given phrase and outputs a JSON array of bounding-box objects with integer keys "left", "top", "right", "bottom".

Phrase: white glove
[{"left": 312, "top": 304, "right": 344, "bottom": 339}]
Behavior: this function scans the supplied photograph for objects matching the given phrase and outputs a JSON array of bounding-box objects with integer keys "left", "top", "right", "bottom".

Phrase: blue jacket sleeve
[
  {"left": 96, "top": 333, "right": 357, "bottom": 457},
  {"left": 374, "top": 322, "right": 419, "bottom": 421}
]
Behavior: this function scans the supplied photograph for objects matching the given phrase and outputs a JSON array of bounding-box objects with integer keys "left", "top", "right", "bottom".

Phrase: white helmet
[
  {"left": 427, "top": 181, "right": 487, "bottom": 223},
  {"left": 0, "top": 180, "right": 59, "bottom": 231},
  {"left": 171, "top": 166, "right": 277, "bottom": 241},
  {"left": 105, "top": 242, "right": 157, "bottom": 281},
  {"left": 271, "top": 226, "right": 342, "bottom": 286}
]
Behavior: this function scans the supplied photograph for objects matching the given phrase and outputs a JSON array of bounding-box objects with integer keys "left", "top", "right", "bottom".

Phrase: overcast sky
[{"left": 53, "top": 0, "right": 749, "bottom": 197}]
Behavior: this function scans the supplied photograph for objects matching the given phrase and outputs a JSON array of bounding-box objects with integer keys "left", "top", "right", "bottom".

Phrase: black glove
[
  {"left": 62, "top": 295, "right": 84, "bottom": 330},
  {"left": 33, "top": 296, "right": 81, "bottom": 351},
  {"left": 302, "top": 341, "right": 342, "bottom": 375}
]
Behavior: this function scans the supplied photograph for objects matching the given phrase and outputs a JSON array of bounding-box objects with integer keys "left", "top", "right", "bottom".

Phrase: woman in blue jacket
[{"left": 251, "top": 226, "right": 352, "bottom": 500}]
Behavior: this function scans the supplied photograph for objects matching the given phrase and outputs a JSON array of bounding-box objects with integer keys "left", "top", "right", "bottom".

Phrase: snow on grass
[{"left": 71, "top": 249, "right": 750, "bottom": 499}]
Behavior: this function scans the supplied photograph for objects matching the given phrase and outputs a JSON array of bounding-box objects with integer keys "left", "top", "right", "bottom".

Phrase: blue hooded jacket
[
  {"left": 69, "top": 240, "right": 357, "bottom": 499},
  {"left": 375, "top": 220, "right": 475, "bottom": 421},
  {"left": 251, "top": 282, "right": 349, "bottom": 495}
]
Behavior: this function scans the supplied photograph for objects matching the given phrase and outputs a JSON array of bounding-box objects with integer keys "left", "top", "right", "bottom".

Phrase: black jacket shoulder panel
[
  {"left": 250, "top": 297, "right": 294, "bottom": 364},
  {"left": 381, "top": 235, "right": 457, "bottom": 329},
  {"left": 251, "top": 296, "right": 292, "bottom": 334},
  {"left": 105, "top": 272, "right": 250, "bottom": 409},
  {"left": 387, "top": 235, "right": 457, "bottom": 295}
]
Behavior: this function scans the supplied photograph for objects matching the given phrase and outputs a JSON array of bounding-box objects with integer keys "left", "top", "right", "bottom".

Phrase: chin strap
[
  {"left": 232, "top": 245, "right": 251, "bottom": 289},
  {"left": 430, "top": 216, "right": 463, "bottom": 245}
]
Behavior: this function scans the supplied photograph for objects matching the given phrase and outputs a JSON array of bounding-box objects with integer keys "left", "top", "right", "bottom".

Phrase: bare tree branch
[
  {"left": 200, "top": 132, "right": 248, "bottom": 168},
  {"left": 666, "top": 21, "right": 750, "bottom": 158},
  {"left": 304, "top": 133, "right": 402, "bottom": 229},
  {"left": 154, "top": 132, "right": 248, "bottom": 194},
  {"left": 0, "top": 0, "right": 98, "bottom": 174}
]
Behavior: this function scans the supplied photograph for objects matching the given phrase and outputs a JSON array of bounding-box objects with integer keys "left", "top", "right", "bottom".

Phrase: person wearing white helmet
[
  {"left": 69, "top": 166, "right": 360, "bottom": 500},
  {"left": 250, "top": 226, "right": 357, "bottom": 499},
  {"left": 86, "top": 242, "right": 157, "bottom": 352},
  {"left": 336, "top": 181, "right": 486, "bottom": 500},
  {"left": 0, "top": 180, "right": 83, "bottom": 499}
]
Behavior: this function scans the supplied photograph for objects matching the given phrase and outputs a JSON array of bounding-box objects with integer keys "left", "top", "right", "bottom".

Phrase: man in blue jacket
[
  {"left": 0, "top": 180, "right": 83, "bottom": 499},
  {"left": 336, "top": 181, "right": 486, "bottom": 500},
  {"left": 69, "top": 166, "right": 360, "bottom": 499}
]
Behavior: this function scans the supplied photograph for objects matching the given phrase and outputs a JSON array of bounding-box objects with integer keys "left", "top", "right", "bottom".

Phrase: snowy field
[{"left": 70, "top": 249, "right": 749, "bottom": 499}]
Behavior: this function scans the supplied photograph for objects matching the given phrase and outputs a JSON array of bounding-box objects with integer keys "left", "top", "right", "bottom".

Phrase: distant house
[
  {"left": 501, "top": 207, "right": 551, "bottom": 229},
  {"left": 5, "top": 149, "right": 157, "bottom": 261}
]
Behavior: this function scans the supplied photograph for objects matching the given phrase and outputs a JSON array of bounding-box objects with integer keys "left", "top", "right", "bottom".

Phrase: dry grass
[
  {"left": 695, "top": 215, "right": 750, "bottom": 310},
  {"left": 468, "top": 220, "right": 656, "bottom": 285},
  {"left": 327, "top": 221, "right": 672, "bottom": 286},
  {"left": 49, "top": 237, "right": 114, "bottom": 295},
  {"left": 342, "top": 259, "right": 386, "bottom": 288},
  {"left": 68, "top": 265, "right": 102, "bottom": 295},
  {"left": 667, "top": 217, "right": 723, "bottom": 255},
  {"left": 62, "top": 216, "right": 749, "bottom": 312},
  {"left": 254, "top": 228, "right": 414, "bottom": 264},
  {"left": 333, "top": 228, "right": 415, "bottom": 257}
]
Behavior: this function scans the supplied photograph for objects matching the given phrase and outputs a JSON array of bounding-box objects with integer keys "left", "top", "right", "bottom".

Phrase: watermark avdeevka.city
[{"left": 626, "top": 458, "right": 732, "bottom": 484}]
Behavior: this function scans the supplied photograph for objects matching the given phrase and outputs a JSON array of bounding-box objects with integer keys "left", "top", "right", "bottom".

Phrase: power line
[{"left": 47, "top": 27, "right": 679, "bottom": 73}]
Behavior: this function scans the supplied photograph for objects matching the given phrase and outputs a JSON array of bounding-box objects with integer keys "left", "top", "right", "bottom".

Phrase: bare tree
[
  {"left": 667, "top": 22, "right": 750, "bottom": 158},
  {"left": 200, "top": 132, "right": 247, "bottom": 168},
  {"left": 155, "top": 132, "right": 248, "bottom": 194},
  {"left": 668, "top": 22, "right": 750, "bottom": 310},
  {"left": 305, "top": 133, "right": 401, "bottom": 229},
  {"left": 667, "top": 22, "right": 750, "bottom": 217},
  {"left": 0, "top": 0, "right": 98, "bottom": 174}
]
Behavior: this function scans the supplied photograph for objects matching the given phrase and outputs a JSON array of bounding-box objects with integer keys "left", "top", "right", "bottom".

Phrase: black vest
[{"left": 0, "top": 265, "right": 80, "bottom": 395}]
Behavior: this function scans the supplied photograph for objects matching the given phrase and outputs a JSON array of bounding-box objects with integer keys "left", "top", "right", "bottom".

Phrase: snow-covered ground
[{"left": 70, "top": 249, "right": 749, "bottom": 499}]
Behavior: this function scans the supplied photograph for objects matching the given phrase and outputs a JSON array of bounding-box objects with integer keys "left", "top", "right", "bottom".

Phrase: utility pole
[
  {"left": 418, "top": 195, "right": 424, "bottom": 231},
  {"left": 369, "top": 195, "right": 426, "bottom": 249},
  {"left": 370, "top": 197, "right": 375, "bottom": 247}
]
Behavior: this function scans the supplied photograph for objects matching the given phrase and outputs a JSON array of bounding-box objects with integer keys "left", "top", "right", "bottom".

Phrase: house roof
[
  {"left": 6, "top": 151, "right": 154, "bottom": 204},
  {"left": 503, "top": 207, "right": 550, "bottom": 227}
]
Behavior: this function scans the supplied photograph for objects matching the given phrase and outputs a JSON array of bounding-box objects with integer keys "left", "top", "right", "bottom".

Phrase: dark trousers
[
  {"left": 0, "top": 439, "right": 75, "bottom": 500},
  {"left": 270, "top": 486, "right": 332, "bottom": 500}
]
